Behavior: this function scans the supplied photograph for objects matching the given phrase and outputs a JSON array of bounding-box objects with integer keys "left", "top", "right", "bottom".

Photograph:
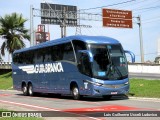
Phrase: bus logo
[{"left": 19, "top": 62, "right": 64, "bottom": 74}]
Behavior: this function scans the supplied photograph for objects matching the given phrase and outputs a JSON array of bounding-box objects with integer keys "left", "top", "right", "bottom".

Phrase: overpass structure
[
  {"left": 0, "top": 62, "right": 12, "bottom": 69},
  {"left": 0, "top": 62, "right": 12, "bottom": 74}
]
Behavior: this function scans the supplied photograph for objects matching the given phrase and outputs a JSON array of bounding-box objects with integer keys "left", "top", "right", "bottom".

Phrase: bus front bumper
[{"left": 92, "top": 84, "right": 129, "bottom": 96}]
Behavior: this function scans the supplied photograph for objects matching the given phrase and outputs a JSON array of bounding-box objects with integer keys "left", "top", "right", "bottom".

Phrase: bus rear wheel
[
  {"left": 22, "top": 84, "right": 28, "bottom": 96},
  {"left": 72, "top": 86, "right": 80, "bottom": 100},
  {"left": 28, "top": 84, "right": 34, "bottom": 96}
]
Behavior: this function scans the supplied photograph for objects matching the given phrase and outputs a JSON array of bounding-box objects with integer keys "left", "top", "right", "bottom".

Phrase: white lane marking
[
  {"left": 0, "top": 100, "right": 103, "bottom": 120},
  {"left": 0, "top": 99, "right": 60, "bottom": 111}
]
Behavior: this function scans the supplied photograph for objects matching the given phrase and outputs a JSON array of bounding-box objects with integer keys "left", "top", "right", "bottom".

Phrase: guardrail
[{"left": 0, "top": 62, "right": 12, "bottom": 69}]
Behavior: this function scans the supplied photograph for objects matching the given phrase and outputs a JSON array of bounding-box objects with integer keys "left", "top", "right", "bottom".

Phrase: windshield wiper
[{"left": 113, "top": 65, "right": 123, "bottom": 79}]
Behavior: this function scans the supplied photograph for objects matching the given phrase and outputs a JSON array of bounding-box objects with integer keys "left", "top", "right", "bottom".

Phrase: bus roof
[{"left": 14, "top": 35, "right": 120, "bottom": 53}]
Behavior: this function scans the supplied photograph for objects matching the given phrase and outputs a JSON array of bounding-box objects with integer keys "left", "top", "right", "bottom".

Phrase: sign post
[{"left": 102, "top": 8, "right": 132, "bottom": 28}]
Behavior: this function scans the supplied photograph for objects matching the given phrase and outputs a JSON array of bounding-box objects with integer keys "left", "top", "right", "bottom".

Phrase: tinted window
[
  {"left": 72, "top": 40, "right": 87, "bottom": 62},
  {"left": 13, "top": 51, "right": 34, "bottom": 65},
  {"left": 13, "top": 42, "right": 75, "bottom": 65},
  {"left": 63, "top": 42, "right": 75, "bottom": 62},
  {"left": 78, "top": 53, "right": 92, "bottom": 76},
  {"left": 25, "top": 51, "right": 34, "bottom": 64},
  {"left": 51, "top": 45, "right": 62, "bottom": 61}
]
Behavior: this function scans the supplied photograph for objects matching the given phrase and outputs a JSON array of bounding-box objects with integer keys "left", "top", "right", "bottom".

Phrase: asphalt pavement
[
  {"left": 129, "top": 73, "right": 160, "bottom": 80},
  {"left": 0, "top": 90, "right": 160, "bottom": 120}
]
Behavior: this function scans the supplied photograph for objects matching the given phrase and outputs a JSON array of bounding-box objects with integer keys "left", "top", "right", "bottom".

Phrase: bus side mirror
[
  {"left": 77, "top": 50, "right": 93, "bottom": 63},
  {"left": 124, "top": 50, "right": 135, "bottom": 63},
  {"left": 77, "top": 52, "right": 89, "bottom": 66}
]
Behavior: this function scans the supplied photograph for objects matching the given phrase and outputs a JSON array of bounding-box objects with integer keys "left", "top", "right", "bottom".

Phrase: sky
[{"left": 0, "top": 0, "right": 160, "bottom": 63}]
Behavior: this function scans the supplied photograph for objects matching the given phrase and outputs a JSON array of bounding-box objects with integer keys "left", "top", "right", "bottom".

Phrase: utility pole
[
  {"left": 30, "top": 5, "right": 34, "bottom": 46},
  {"left": 137, "top": 15, "right": 144, "bottom": 63},
  {"left": 60, "top": 25, "right": 63, "bottom": 38},
  {"left": 60, "top": 7, "right": 67, "bottom": 38}
]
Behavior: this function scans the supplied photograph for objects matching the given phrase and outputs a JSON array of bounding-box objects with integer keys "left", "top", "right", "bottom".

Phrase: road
[
  {"left": 129, "top": 73, "right": 160, "bottom": 80},
  {"left": 0, "top": 90, "right": 160, "bottom": 120}
]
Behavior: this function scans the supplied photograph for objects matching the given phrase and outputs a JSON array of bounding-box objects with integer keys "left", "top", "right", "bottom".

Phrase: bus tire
[
  {"left": 72, "top": 85, "right": 80, "bottom": 100},
  {"left": 102, "top": 95, "right": 112, "bottom": 100},
  {"left": 28, "top": 84, "right": 34, "bottom": 96},
  {"left": 22, "top": 84, "right": 28, "bottom": 96}
]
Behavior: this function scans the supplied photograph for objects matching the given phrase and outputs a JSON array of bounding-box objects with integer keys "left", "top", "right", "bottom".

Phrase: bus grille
[{"left": 102, "top": 84, "right": 127, "bottom": 89}]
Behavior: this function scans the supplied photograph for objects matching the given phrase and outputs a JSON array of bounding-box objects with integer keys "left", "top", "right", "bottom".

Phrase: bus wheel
[
  {"left": 28, "top": 84, "right": 34, "bottom": 96},
  {"left": 22, "top": 84, "right": 28, "bottom": 96},
  {"left": 102, "top": 95, "right": 112, "bottom": 100},
  {"left": 72, "top": 86, "right": 80, "bottom": 100}
]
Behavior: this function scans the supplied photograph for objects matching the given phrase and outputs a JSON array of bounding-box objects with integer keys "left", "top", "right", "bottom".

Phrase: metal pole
[
  {"left": 76, "top": 9, "right": 82, "bottom": 35},
  {"left": 137, "top": 15, "right": 144, "bottom": 63},
  {"left": 60, "top": 25, "right": 63, "bottom": 38},
  {"left": 63, "top": 7, "right": 66, "bottom": 37},
  {"left": 30, "top": 5, "right": 34, "bottom": 46}
]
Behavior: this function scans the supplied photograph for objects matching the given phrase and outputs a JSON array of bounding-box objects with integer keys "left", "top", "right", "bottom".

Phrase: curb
[{"left": 129, "top": 96, "right": 160, "bottom": 102}]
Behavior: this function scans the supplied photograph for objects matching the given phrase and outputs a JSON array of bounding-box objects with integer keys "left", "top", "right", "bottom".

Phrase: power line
[
  {"left": 117, "top": 0, "right": 147, "bottom": 9},
  {"left": 133, "top": 5, "right": 160, "bottom": 11},
  {"left": 80, "top": 0, "right": 136, "bottom": 11},
  {"left": 132, "top": 0, "right": 160, "bottom": 8},
  {"left": 130, "top": 0, "right": 160, "bottom": 14},
  {"left": 143, "top": 19, "right": 160, "bottom": 24},
  {"left": 133, "top": 6, "right": 160, "bottom": 14}
]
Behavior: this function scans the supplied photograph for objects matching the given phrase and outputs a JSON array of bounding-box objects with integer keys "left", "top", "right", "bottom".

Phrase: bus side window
[
  {"left": 13, "top": 53, "right": 19, "bottom": 65},
  {"left": 25, "top": 51, "right": 34, "bottom": 64},
  {"left": 63, "top": 42, "right": 75, "bottom": 62},
  {"left": 72, "top": 40, "right": 87, "bottom": 63},
  {"left": 51, "top": 45, "right": 58, "bottom": 61},
  {"left": 43, "top": 47, "right": 52, "bottom": 62},
  {"left": 78, "top": 53, "right": 92, "bottom": 77},
  {"left": 35, "top": 49, "right": 43, "bottom": 63}
]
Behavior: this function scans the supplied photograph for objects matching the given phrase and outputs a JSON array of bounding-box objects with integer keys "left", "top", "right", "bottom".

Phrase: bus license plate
[{"left": 111, "top": 92, "right": 117, "bottom": 95}]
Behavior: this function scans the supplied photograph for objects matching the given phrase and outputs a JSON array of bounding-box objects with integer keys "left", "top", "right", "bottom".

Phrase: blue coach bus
[{"left": 12, "top": 35, "right": 135, "bottom": 100}]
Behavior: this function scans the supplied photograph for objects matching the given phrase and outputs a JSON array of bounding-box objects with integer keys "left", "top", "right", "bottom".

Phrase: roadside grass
[
  {"left": 129, "top": 79, "right": 160, "bottom": 98},
  {"left": 0, "top": 109, "right": 43, "bottom": 120},
  {"left": 0, "top": 72, "right": 12, "bottom": 90}
]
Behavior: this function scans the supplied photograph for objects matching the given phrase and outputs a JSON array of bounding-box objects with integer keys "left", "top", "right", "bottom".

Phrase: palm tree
[
  {"left": 0, "top": 54, "right": 2, "bottom": 62},
  {"left": 0, "top": 13, "right": 30, "bottom": 56}
]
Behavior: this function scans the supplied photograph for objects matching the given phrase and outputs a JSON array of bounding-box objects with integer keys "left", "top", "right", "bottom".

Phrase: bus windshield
[{"left": 90, "top": 44, "right": 128, "bottom": 80}]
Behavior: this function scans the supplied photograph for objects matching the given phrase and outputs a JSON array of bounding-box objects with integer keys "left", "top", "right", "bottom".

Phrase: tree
[
  {"left": 0, "top": 13, "right": 30, "bottom": 56},
  {"left": 0, "top": 54, "right": 2, "bottom": 62}
]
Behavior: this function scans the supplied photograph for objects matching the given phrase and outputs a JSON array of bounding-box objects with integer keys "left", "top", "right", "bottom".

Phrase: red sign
[
  {"left": 103, "top": 18, "right": 132, "bottom": 28},
  {"left": 102, "top": 8, "right": 132, "bottom": 28}
]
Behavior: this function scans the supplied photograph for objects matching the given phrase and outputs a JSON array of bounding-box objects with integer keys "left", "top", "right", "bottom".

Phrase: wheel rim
[
  {"left": 73, "top": 87, "right": 79, "bottom": 97},
  {"left": 23, "top": 86, "right": 27, "bottom": 93},
  {"left": 29, "top": 85, "right": 33, "bottom": 95}
]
